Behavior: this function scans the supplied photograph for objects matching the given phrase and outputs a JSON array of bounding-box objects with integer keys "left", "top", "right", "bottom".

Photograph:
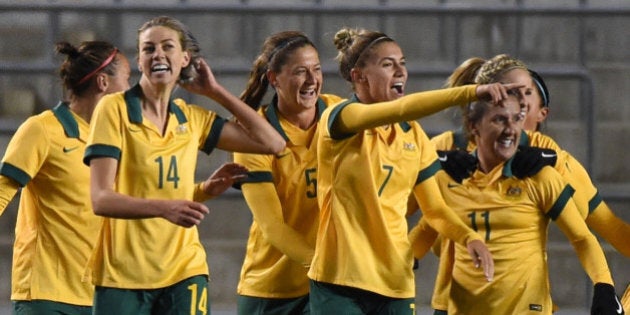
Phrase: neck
[{"left": 69, "top": 93, "right": 101, "bottom": 124}]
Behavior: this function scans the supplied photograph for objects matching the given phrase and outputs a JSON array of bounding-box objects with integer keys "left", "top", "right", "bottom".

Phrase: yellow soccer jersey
[
  {"left": 235, "top": 94, "right": 342, "bottom": 298},
  {"left": 308, "top": 93, "right": 481, "bottom": 299},
  {"left": 0, "top": 102, "right": 102, "bottom": 306},
  {"left": 83, "top": 84, "right": 225, "bottom": 289},
  {"left": 438, "top": 163, "right": 611, "bottom": 314}
]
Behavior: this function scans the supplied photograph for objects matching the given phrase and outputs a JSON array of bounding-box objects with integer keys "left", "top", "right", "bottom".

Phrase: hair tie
[{"left": 78, "top": 48, "right": 118, "bottom": 85}]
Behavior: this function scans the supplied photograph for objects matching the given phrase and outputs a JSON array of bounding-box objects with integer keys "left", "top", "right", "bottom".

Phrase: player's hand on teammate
[
  {"left": 466, "top": 239, "right": 494, "bottom": 282},
  {"left": 201, "top": 162, "right": 248, "bottom": 197},
  {"left": 161, "top": 200, "right": 210, "bottom": 228},
  {"left": 591, "top": 283, "right": 624, "bottom": 315},
  {"left": 438, "top": 150, "right": 477, "bottom": 183},
  {"left": 475, "top": 82, "right": 524, "bottom": 104},
  {"left": 511, "top": 146, "right": 557, "bottom": 179}
]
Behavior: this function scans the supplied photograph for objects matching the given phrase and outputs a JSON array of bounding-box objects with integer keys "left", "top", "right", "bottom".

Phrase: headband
[
  {"left": 529, "top": 69, "right": 550, "bottom": 107},
  {"left": 78, "top": 48, "right": 118, "bottom": 85},
  {"left": 267, "top": 36, "right": 307, "bottom": 63},
  {"left": 351, "top": 35, "right": 391, "bottom": 69}
]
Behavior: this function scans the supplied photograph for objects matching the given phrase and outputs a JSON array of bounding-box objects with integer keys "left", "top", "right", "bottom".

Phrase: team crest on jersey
[
  {"left": 403, "top": 142, "right": 416, "bottom": 151},
  {"left": 506, "top": 185, "right": 522, "bottom": 197},
  {"left": 176, "top": 124, "right": 187, "bottom": 134}
]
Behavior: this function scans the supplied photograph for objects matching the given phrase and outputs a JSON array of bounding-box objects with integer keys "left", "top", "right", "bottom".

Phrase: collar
[
  {"left": 52, "top": 101, "right": 80, "bottom": 138},
  {"left": 264, "top": 94, "right": 327, "bottom": 141},
  {"left": 123, "top": 83, "right": 188, "bottom": 125}
]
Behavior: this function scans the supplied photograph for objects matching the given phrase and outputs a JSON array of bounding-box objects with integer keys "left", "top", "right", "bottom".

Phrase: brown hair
[
  {"left": 332, "top": 27, "right": 393, "bottom": 83},
  {"left": 240, "top": 31, "right": 315, "bottom": 110},
  {"left": 138, "top": 16, "right": 201, "bottom": 83},
  {"left": 55, "top": 41, "right": 119, "bottom": 97}
]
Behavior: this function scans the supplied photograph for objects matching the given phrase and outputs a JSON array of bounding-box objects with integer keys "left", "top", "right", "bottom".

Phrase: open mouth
[
  {"left": 391, "top": 82, "right": 404, "bottom": 95},
  {"left": 299, "top": 88, "right": 317, "bottom": 97},
  {"left": 151, "top": 64, "right": 170, "bottom": 74}
]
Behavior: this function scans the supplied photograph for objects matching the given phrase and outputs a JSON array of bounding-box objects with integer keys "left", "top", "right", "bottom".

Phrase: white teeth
[
  {"left": 392, "top": 82, "right": 404, "bottom": 94},
  {"left": 151, "top": 65, "right": 169, "bottom": 72},
  {"left": 300, "top": 89, "right": 316, "bottom": 96}
]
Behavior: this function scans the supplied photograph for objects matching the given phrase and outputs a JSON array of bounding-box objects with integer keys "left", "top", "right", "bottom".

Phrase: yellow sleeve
[
  {"left": 555, "top": 151, "right": 598, "bottom": 219},
  {"left": 408, "top": 217, "right": 438, "bottom": 259},
  {"left": 192, "top": 182, "right": 214, "bottom": 202},
  {"left": 241, "top": 182, "right": 314, "bottom": 267},
  {"left": 412, "top": 175, "right": 482, "bottom": 246},
  {"left": 622, "top": 284, "right": 630, "bottom": 312},
  {"left": 333, "top": 85, "right": 478, "bottom": 135},
  {"left": 430, "top": 130, "right": 455, "bottom": 151},
  {"left": 586, "top": 201, "right": 630, "bottom": 258},
  {"left": 554, "top": 198, "right": 613, "bottom": 285},
  {"left": 0, "top": 175, "right": 19, "bottom": 215}
]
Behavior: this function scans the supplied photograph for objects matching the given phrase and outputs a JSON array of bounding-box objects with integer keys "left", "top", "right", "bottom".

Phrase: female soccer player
[
  {"left": 306, "top": 27, "right": 521, "bottom": 315},
  {"left": 413, "top": 54, "right": 630, "bottom": 314},
  {"left": 0, "top": 41, "right": 129, "bottom": 315},
  {"left": 413, "top": 93, "right": 621, "bottom": 314},
  {"left": 83, "top": 16, "right": 285, "bottom": 314},
  {"left": 234, "top": 31, "right": 342, "bottom": 314}
]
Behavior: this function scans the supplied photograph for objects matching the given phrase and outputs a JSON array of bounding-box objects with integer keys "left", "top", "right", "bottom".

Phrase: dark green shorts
[
  {"left": 13, "top": 299, "right": 91, "bottom": 315},
  {"left": 93, "top": 275, "right": 209, "bottom": 315},
  {"left": 237, "top": 294, "right": 309, "bottom": 315},
  {"left": 309, "top": 280, "right": 415, "bottom": 314}
]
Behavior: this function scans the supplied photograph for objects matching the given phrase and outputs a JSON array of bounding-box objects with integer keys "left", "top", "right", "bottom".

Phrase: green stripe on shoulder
[
  {"left": 588, "top": 191, "right": 603, "bottom": 215},
  {"left": 241, "top": 171, "right": 273, "bottom": 184},
  {"left": 202, "top": 117, "right": 226, "bottom": 155},
  {"left": 0, "top": 162, "right": 31, "bottom": 186},
  {"left": 547, "top": 184, "right": 576, "bottom": 221},
  {"left": 415, "top": 159, "right": 441, "bottom": 185},
  {"left": 83, "top": 144, "right": 121, "bottom": 165}
]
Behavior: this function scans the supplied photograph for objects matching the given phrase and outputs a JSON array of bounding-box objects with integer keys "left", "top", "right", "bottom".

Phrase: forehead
[
  {"left": 498, "top": 68, "right": 532, "bottom": 86},
  {"left": 283, "top": 45, "right": 319, "bottom": 66},
  {"left": 492, "top": 95, "right": 522, "bottom": 114},
  {"left": 369, "top": 41, "right": 403, "bottom": 60},
  {"left": 139, "top": 26, "right": 180, "bottom": 44}
]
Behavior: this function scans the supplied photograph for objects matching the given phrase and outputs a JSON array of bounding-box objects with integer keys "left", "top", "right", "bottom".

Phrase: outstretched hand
[
  {"left": 476, "top": 82, "right": 524, "bottom": 104},
  {"left": 179, "top": 58, "right": 219, "bottom": 97},
  {"left": 466, "top": 239, "right": 494, "bottom": 282},
  {"left": 201, "top": 162, "right": 248, "bottom": 197}
]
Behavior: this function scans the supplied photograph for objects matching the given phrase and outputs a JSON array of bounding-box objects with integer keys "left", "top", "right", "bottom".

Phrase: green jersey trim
[
  {"left": 416, "top": 159, "right": 441, "bottom": 184},
  {"left": 547, "top": 184, "right": 576, "bottom": 221},
  {"left": 0, "top": 162, "right": 31, "bottom": 186},
  {"left": 588, "top": 191, "right": 603, "bottom": 215},
  {"left": 241, "top": 171, "right": 274, "bottom": 184},
  {"left": 52, "top": 101, "right": 80, "bottom": 138},
  {"left": 83, "top": 144, "right": 121, "bottom": 165}
]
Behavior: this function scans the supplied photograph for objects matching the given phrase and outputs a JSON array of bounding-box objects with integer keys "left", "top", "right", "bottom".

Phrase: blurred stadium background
[{"left": 0, "top": 0, "right": 629, "bottom": 313}]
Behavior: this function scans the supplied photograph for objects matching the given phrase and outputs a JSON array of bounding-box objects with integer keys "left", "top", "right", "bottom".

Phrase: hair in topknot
[
  {"left": 333, "top": 27, "right": 392, "bottom": 83},
  {"left": 55, "top": 41, "right": 119, "bottom": 97}
]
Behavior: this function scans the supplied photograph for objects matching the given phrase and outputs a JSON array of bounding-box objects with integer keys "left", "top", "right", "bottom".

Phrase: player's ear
[{"left": 95, "top": 73, "right": 108, "bottom": 92}]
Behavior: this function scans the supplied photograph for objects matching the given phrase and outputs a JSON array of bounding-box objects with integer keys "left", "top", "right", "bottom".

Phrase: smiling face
[
  {"left": 353, "top": 41, "right": 407, "bottom": 104},
  {"left": 269, "top": 45, "right": 322, "bottom": 115},
  {"left": 498, "top": 68, "right": 548, "bottom": 131},
  {"left": 137, "top": 26, "right": 190, "bottom": 88},
  {"left": 471, "top": 95, "right": 525, "bottom": 172}
]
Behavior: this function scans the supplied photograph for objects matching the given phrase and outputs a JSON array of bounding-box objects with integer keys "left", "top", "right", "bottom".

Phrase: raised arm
[{"left": 181, "top": 58, "right": 285, "bottom": 154}]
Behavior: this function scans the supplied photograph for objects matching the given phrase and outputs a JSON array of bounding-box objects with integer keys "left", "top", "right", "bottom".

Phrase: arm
[
  {"left": 0, "top": 175, "right": 19, "bottom": 214},
  {"left": 193, "top": 162, "right": 248, "bottom": 202},
  {"left": 586, "top": 201, "right": 630, "bottom": 258},
  {"left": 241, "top": 182, "right": 314, "bottom": 267},
  {"left": 331, "top": 83, "right": 518, "bottom": 136},
  {"left": 553, "top": 194, "right": 613, "bottom": 285},
  {"left": 181, "top": 58, "right": 285, "bottom": 154},
  {"left": 408, "top": 217, "right": 438, "bottom": 259},
  {"left": 90, "top": 157, "right": 209, "bottom": 228},
  {"left": 413, "top": 174, "right": 493, "bottom": 281}
]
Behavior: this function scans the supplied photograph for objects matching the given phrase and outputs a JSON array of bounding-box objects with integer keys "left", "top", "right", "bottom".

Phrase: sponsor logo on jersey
[
  {"left": 529, "top": 304, "right": 543, "bottom": 312},
  {"left": 63, "top": 146, "right": 79, "bottom": 153}
]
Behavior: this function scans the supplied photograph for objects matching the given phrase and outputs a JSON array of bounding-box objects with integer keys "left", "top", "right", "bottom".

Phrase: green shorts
[
  {"left": 309, "top": 280, "right": 415, "bottom": 314},
  {"left": 93, "top": 275, "right": 209, "bottom": 315},
  {"left": 13, "top": 299, "right": 91, "bottom": 315},
  {"left": 237, "top": 294, "right": 309, "bottom": 315}
]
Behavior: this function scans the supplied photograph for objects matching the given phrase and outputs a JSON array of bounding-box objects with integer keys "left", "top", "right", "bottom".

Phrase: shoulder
[
  {"left": 525, "top": 130, "right": 561, "bottom": 151},
  {"left": 320, "top": 93, "right": 345, "bottom": 106}
]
